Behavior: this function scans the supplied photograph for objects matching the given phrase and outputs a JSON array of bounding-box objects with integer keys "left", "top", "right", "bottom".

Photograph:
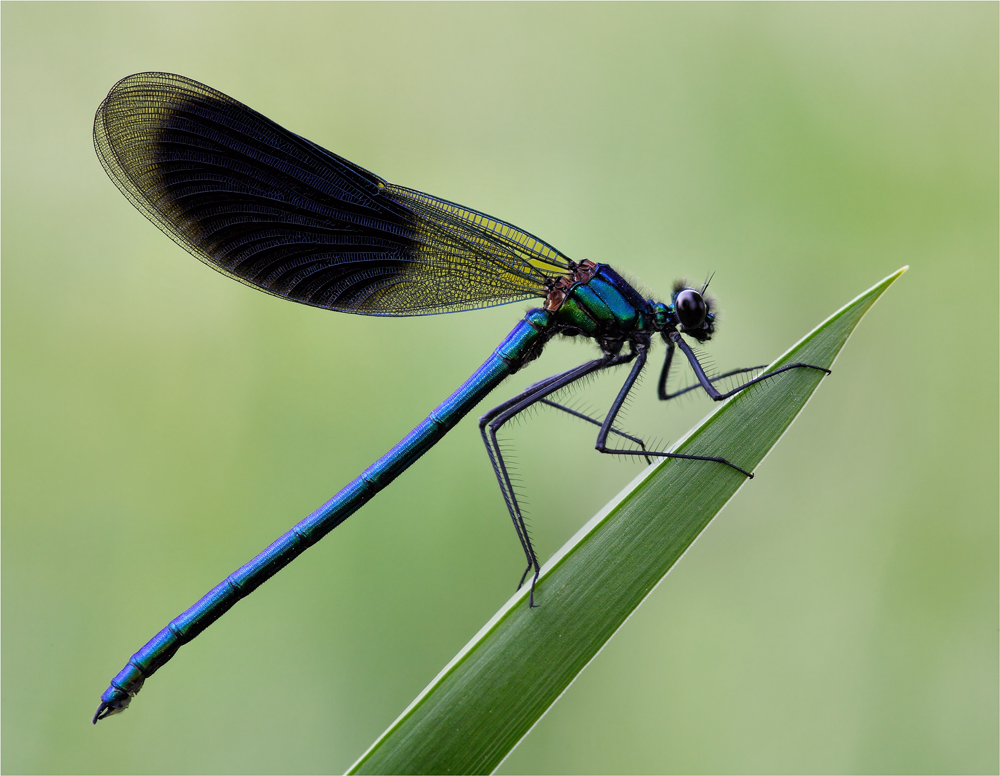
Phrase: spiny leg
[
  {"left": 667, "top": 331, "right": 830, "bottom": 401},
  {"left": 478, "top": 371, "right": 574, "bottom": 571},
  {"left": 658, "top": 340, "right": 768, "bottom": 401},
  {"left": 596, "top": 344, "right": 756, "bottom": 477},
  {"left": 599, "top": 335, "right": 831, "bottom": 476},
  {"left": 483, "top": 386, "right": 654, "bottom": 561},
  {"left": 481, "top": 375, "right": 650, "bottom": 588},
  {"left": 479, "top": 352, "right": 634, "bottom": 605},
  {"left": 482, "top": 355, "right": 627, "bottom": 599},
  {"left": 480, "top": 359, "right": 608, "bottom": 593},
  {"left": 539, "top": 399, "right": 653, "bottom": 465}
]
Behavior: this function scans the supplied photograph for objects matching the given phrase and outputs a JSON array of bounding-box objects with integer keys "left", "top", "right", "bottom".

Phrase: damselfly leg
[
  {"left": 666, "top": 331, "right": 831, "bottom": 402},
  {"left": 657, "top": 340, "right": 767, "bottom": 401},
  {"left": 479, "top": 352, "right": 637, "bottom": 604},
  {"left": 482, "top": 340, "right": 832, "bottom": 605}
]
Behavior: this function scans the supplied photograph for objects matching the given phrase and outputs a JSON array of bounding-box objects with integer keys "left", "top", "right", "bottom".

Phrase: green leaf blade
[{"left": 349, "top": 267, "right": 907, "bottom": 776}]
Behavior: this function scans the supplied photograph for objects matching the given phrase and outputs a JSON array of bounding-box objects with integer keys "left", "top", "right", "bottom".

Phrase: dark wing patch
[{"left": 94, "top": 73, "right": 571, "bottom": 316}]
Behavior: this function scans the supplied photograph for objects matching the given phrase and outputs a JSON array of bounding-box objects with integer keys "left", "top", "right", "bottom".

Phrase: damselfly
[{"left": 92, "top": 73, "right": 828, "bottom": 722}]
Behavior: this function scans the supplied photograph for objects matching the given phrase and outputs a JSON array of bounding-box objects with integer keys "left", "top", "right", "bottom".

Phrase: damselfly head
[{"left": 670, "top": 282, "right": 715, "bottom": 342}]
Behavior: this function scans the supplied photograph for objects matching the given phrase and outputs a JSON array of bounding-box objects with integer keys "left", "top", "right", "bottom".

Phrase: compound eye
[{"left": 675, "top": 289, "right": 707, "bottom": 329}]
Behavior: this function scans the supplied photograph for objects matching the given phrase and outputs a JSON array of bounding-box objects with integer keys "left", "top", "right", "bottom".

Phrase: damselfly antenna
[{"left": 701, "top": 271, "right": 715, "bottom": 295}]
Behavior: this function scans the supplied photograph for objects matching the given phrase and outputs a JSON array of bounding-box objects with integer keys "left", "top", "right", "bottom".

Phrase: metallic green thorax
[{"left": 544, "top": 261, "right": 655, "bottom": 351}]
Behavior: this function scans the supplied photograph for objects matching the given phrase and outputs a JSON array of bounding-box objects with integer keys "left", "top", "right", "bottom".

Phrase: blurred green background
[{"left": 3, "top": 3, "right": 996, "bottom": 773}]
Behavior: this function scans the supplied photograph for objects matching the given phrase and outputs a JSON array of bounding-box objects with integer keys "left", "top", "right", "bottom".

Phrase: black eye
[{"left": 675, "top": 289, "right": 707, "bottom": 329}]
